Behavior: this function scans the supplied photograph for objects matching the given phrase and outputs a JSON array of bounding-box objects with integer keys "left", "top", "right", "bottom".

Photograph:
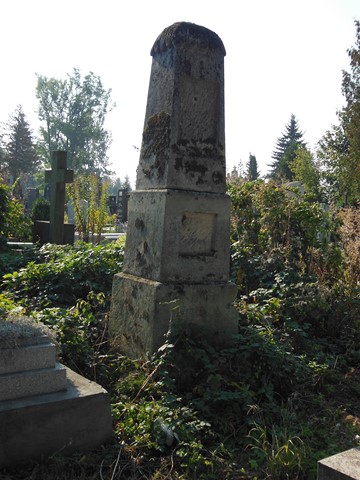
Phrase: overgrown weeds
[{"left": 0, "top": 182, "right": 359, "bottom": 479}]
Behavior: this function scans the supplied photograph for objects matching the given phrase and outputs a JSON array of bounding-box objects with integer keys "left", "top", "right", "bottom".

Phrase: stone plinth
[
  {"left": 0, "top": 321, "right": 112, "bottom": 467},
  {"left": 0, "top": 368, "right": 112, "bottom": 468},
  {"left": 33, "top": 220, "right": 75, "bottom": 245},
  {"left": 0, "top": 363, "right": 67, "bottom": 402},
  {"left": 110, "top": 273, "right": 238, "bottom": 357},
  {"left": 318, "top": 448, "right": 360, "bottom": 479},
  {"left": 0, "top": 342, "right": 56, "bottom": 375},
  {"left": 123, "top": 189, "right": 231, "bottom": 283}
]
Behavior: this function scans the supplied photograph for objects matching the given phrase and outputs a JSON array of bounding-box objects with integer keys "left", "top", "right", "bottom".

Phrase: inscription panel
[{"left": 179, "top": 212, "right": 216, "bottom": 256}]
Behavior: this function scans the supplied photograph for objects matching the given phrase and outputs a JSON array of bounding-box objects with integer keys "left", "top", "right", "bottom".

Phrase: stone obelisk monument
[{"left": 109, "top": 22, "right": 238, "bottom": 356}]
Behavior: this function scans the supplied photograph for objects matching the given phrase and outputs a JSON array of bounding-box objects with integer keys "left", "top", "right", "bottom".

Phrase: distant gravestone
[
  {"left": 45, "top": 151, "right": 74, "bottom": 244},
  {"left": 117, "top": 189, "right": 128, "bottom": 222},
  {"left": 109, "top": 22, "right": 238, "bottom": 356},
  {"left": 44, "top": 183, "right": 51, "bottom": 201},
  {"left": 0, "top": 316, "right": 112, "bottom": 467},
  {"left": 67, "top": 200, "right": 75, "bottom": 224},
  {"left": 25, "top": 188, "right": 39, "bottom": 213}
]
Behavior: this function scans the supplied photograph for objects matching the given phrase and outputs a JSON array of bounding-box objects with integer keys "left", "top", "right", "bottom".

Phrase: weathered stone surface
[
  {"left": 0, "top": 363, "right": 67, "bottom": 401},
  {"left": 109, "top": 22, "right": 237, "bottom": 357},
  {"left": 110, "top": 273, "right": 238, "bottom": 357},
  {"left": 136, "top": 22, "right": 226, "bottom": 193},
  {"left": 0, "top": 367, "right": 113, "bottom": 468},
  {"left": 0, "top": 342, "right": 56, "bottom": 375},
  {"left": 0, "top": 333, "right": 50, "bottom": 350},
  {"left": 318, "top": 448, "right": 360, "bottom": 479},
  {"left": 123, "top": 189, "right": 231, "bottom": 283}
]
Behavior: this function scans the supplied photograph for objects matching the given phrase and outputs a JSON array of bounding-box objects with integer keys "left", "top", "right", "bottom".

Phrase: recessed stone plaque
[{"left": 179, "top": 212, "right": 216, "bottom": 256}]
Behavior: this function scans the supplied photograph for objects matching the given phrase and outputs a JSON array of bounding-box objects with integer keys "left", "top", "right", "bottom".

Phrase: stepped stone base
[
  {"left": 318, "top": 447, "right": 360, "bottom": 479},
  {"left": 109, "top": 272, "right": 238, "bottom": 357},
  {"left": 0, "top": 367, "right": 112, "bottom": 468},
  {"left": 0, "top": 341, "right": 56, "bottom": 374},
  {"left": 0, "top": 363, "right": 67, "bottom": 401}
]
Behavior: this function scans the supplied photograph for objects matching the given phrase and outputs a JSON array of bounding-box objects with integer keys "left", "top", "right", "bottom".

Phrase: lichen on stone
[{"left": 140, "top": 112, "right": 170, "bottom": 180}]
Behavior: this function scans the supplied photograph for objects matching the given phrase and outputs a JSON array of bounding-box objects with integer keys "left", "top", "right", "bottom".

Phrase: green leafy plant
[
  {"left": 2, "top": 241, "right": 124, "bottom": 309},
  {"left": 68, "top": 174, "right": 114, "bottom": 244},
  {"left": 31, "top": 197, "right": 50, "bottom": 221}
]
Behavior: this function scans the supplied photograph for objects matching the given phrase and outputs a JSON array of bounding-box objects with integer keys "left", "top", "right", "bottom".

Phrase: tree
[
  {"left": 36, "top": 68, "right": 115, "bottom": 176},
  {"left": 122, "top": 174, "right": 132, "bottom": 191},
  {"left": 290, "top": 146, "right": 322, "bottom": 200},
  {"left": 107, "top": 175, "right": 132, "bottom": 195},
  {"left": 0, "top": 129, "right": 9, "bottom": 179},
  {"left": 4, "top": 105, "right": 39, "bottom": 183},
  {"left": 268, "top": 114, "right": 305, "bottom": 180},
  {"left": 246, "top": 153, "right": 260, "bottom": 181},
  {"left": 318, "top": 20, "right": 360, "bottom": 205}
]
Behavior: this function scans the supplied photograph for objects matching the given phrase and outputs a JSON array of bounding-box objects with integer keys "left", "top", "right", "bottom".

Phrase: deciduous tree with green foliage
[
  {"left": 269, "top": 114, "right": 306, "bottom": 180},
  {"left": 290, "top": 146, "right": 322, "bottom": 201},
  {"left": 318, "top": 20, "right": 360, "bottom": 205},
  {"left": 68, "top": 174, "right": 113, "bottom": 244},
  {"left": 36, "top": 68, "right": 115, "bottom": 176}
]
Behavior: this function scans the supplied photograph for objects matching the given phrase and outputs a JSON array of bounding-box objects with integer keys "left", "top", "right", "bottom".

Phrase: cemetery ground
[{"left": 0, "top": 181, "right": 359, "bottom": 479}]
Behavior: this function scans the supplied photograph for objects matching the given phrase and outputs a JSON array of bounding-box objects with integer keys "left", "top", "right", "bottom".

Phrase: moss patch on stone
[{"left": 140, "top": 112, "right": 170, "bottom": 180}]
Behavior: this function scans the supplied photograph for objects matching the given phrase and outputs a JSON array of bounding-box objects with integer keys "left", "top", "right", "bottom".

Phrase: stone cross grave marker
[
  {"left": 109, "top": 22, "right": 238, "bottom": 357},
  {"left": 45, "top": 151, "right": 74, "bottom": 244}
]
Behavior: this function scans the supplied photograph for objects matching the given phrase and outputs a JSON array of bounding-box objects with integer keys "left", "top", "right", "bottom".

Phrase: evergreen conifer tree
[
  {"left": 246, "top": 153, "right": 260, "bottom": 180},
  {"left": 269, "top": 114, "right": 305, "bottom": 180},
  {"left": 5, "top": 105, "right": 39, "bottom": 183}
]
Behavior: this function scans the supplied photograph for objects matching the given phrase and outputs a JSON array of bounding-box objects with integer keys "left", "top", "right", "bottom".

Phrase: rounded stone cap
[{"left": 151, "top": 22, "right": 226, "bottom": 56}]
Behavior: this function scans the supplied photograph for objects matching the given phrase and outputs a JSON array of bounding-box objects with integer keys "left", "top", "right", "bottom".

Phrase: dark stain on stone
[
  {"left": 143, "top": 241, "right": 148, "bottom": 253},
  {"left": 135, "top": 218, "right": 145, "bottom": 230},
  {"left": 212, "top": 171, "right": 224, "bottom": 184},
  {"left": 131, "top": 285, "right": 138, "bottom": 299},
  {"left": 136, "top": 250, "right": 146, "bottom": 266},
  {"left": 174, "top": 284, "right": 185, "bottom": 295},
  {"left": 196, "top": 176, "right": 205, "bottom": 185},
  {"left": 175, "top": 157, "right": 183, "bottom": 170},
  {"left": 171, "top": 138, "right": 223, "bottom": 160},
  {"left": 140, "top": 112, "right": 170, "bottom": 179},
  {"left": 183, "top": 59, "right": 191, "bottom": 75},
  {"left": 184, "top": 159, "right": 208, "bottom": 175}
]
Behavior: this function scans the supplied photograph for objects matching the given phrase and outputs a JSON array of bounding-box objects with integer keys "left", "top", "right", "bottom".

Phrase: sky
[{"left": 1, "top": 0, "right": 359, "bottom": 187}]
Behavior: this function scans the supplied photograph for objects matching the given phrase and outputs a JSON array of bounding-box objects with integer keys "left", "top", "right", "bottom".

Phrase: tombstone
[
  {"left": 107, "top": 195, "right": 117, "bottom": 215},
  {"left": 117, "top": 189, "right": 128, "bottom": 222},
  {"left": 109, "top": 22, "right": 238, "bottom": 357},
  {"left": 67, "top": 199, "right": 75, "bottom": 224},
  {"left": 34, "top": 151, "right": 75, "bottom": 245},
  {"left": 0, "top": 316, "right": 112, "bottom": 467},
  {"left": 45, "top": 151, "right": 74, "bottom": 244}
]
